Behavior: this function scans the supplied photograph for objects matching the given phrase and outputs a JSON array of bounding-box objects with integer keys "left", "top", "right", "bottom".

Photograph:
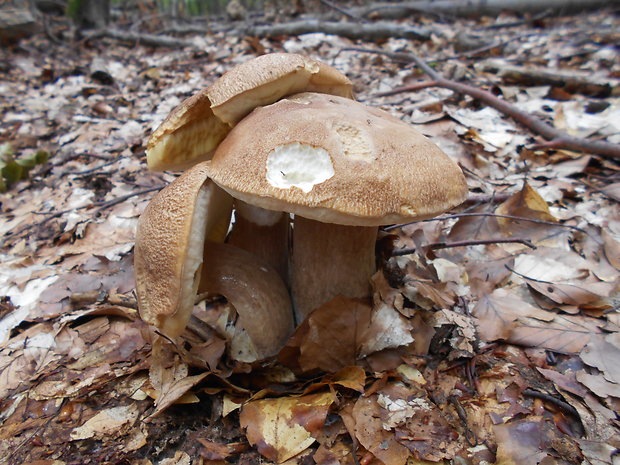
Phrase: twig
[
  {"left": 94, "top": 185, "right": 163, "bottom": 211},
  {"left": 350, "top": 47, "right": 620, "bottom": 160},
  {"left": 481, "top": 8, "right": 553, "bottom": 30},
  {"left": 428, "top": 237, "right": 536, "bottom": 250},
  {"left": 4, "top": 186, "right": 163, "bottom": 241},
  {"left": 392, "top": 237, "right": 536, "bottom": 256},
  {"left": 433, "top": 32, "right": 541, "bottom": 62},
  {"left": 523, "top": 388, "right": 579, "bottom": 418},
  {"left": 462, "top": 193, "right": 512, "bottom": 205},
  {"left": 65, "top": 159, "right": 118, "bottom": 176},
  {"left": 384, "top": 212, "right": 588, "bottom": 235},
  {"left": 340, "top": 46, "right": 415, "bottom": 64},
  {"left": 69, "top": 152, "right": 114, "bottom": 161},
  {"left": 373, "top": 80, "right": 438, "bottom": 97}
]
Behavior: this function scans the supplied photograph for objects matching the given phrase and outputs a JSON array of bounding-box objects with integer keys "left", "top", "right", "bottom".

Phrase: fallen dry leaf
[
  {"left": 493, "top": 420, "right": 560, "bottom": 464},
  {"left": 149, "top": 337, "right": 209, "bottom": 416},
  {"left": 358, "top": 300, "right": 414, "bottom": 357},
  {"left": 70, "top": 404, "right": 140, "bottom": 440},
  {"left": 350, "top": 395, "right": 410, "bottom": 465},
  {"left": 579, "top": 338, "right": 620, "bottom": 385},
  {"left": 472, "top": 288, "right": 553, "bottom": 342},
  {"left": 576, "top": 371, "right": 620, "bottom": 399},
  {"left": 239, "top": 391, "right": 335, "bottom": 463},
  {"left": 510, "top": 313, "right": 603, "bottom": 353},
  {"left": 279, "top": 296, "right": 371, "bottom": 373}
]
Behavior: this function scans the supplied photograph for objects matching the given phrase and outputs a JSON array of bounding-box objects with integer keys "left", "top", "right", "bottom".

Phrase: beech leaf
[{"left": 239, "top": 391, "right": 335, "bottom": 463}]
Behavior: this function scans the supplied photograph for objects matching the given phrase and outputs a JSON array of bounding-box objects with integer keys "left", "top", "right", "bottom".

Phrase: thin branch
[
  {"left": 481, "top": 8, "right": 553, "bottom": 30},
  {"left": 432, "top": 32, "right": 542, "bottom": 63},
  {"left": 65, "top": 160, "right": 118, "bottom": 176},
  {"left": 94, "top": 186, "right": 163, "bottom": 211},
  {"left": 384, "top": 212, "right": 588, "bottom": 235},
  {"left": 523, "top": 388, "right": 579, "bottom": 418},
  {"left": 350, "top": 47, "right": 620, "bottom": 160},
  {"left": 392, "top": 237, "right": 536, "bottom": 256},
  {"left": 462, "top": 193, "right": 512, "bottom": 205},
  {"left": 373, "top": 80, "right": 439, "bottom": 97},
  {"left": 4, "top": 186, "right": 163, "bottom": 241},
  {"left": 340, "top": 46, "right": 415, "bottom": 64}
]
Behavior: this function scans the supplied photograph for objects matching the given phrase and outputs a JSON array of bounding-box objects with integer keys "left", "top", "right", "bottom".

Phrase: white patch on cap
[
  {"left": 334, "top": 123, "right": 374, "bottom": 162},
  {"left": 266, "top": 143, "right": 334, "bottom": 193}
]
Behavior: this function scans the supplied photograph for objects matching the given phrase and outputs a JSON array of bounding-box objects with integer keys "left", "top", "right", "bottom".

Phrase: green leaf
[
  {"left": 2, "top": 157, "right": 25, "bottom": 184},
  {"left": 0, "top": 143, "right": 51, "bottom": 191}
]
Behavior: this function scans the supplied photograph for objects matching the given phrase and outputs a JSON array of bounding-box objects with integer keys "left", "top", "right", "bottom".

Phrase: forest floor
[{"left": 0, "top": 5, "right": 619, "bottom": 465}]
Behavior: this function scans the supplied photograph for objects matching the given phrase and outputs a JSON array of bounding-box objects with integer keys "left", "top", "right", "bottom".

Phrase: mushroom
[
  {"left": 134, "top": 162, "right": 293, "bottom": 360},
  {"left": 206, "top": 92, "right": 469, "bottom": 322},
  {"left": 146, "top": 53, "right": 353, "bottom": 172}
]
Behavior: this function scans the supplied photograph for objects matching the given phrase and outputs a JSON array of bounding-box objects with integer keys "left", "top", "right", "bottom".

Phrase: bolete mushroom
[
  {"left": 206, "top": 92, "right": 468, "bottom": 321},
  {"left": 146, "top": 53, "right": 353, "bottom": 172},
  {"left": 134, "top": 163, "right": 294, "bottom": 360}
]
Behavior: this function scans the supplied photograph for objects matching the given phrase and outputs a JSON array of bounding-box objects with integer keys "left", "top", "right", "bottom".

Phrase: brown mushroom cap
[
  {"left": 207, "top": 53, "right": 353, "bottom": 125},
  {"left": 206, "top": 92, "right": 468, "bottom": 226},
  {"left": 134, "top": 163, "right": 233, "bottom": 337},
  {"left": 146, "top": 53, "right": 353, "bottom": 172},
  {"left": 199, "top": 241, "right": 294, "bottom": 361}
]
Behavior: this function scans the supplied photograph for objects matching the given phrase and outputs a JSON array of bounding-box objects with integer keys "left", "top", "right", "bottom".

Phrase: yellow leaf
[{"left": 240, "top": 392, "right": 335, "bottom": 463}]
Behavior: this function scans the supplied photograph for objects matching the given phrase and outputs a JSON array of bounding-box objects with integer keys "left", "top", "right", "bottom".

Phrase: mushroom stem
[
  {"left": 227, "top": 200, "right": 290, "bottom": 284},
  {"left": 291, "top": 216, "right": 377, "bottom": 322}
]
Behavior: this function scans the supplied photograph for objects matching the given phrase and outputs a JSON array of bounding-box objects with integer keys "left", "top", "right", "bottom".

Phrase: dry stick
[
  {"left": 392, "top": 237, "right": 536, "bottom": 256},
  {"left": 481, "top": 8, "right": 553, "bottom": 30},
  {"left": 434, "top": 32, "right": 542, "bottom": 63},
  {"left": 523, "top": 388, "right": 579, "bottom": 418},
  {"left": 463, "top": 193, "right": 512, "bottom": 205},
  {"left": 65, "top": 159, "right": 118, "bottom": 176},
  {"left": 94, "top": 185, "right": 163, "bottom": 211},
  {"left": 384, "top": 212, "right": 589, "bottom": 235},
  {"left": 349, "top": 47, "right": 620, "bottom": 160}
]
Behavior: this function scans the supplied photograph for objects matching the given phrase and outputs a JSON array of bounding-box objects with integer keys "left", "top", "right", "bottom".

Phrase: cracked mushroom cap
[
  {"left": 134, "top": 163, "right": 233, "bottom": 337},
  {"left": 146, "top": 53, "right": 353, "bottom": 172},
  {"left": 206, "top": 92, "right": 468, "bottom": 226}
]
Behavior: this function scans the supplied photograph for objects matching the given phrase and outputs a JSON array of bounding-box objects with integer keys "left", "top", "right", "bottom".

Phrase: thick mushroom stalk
[
  {"left": 292, "top": 217, "right": 376, "bottom": 322},
  {"left": 227, "top": 200, "right": 290, "bottom": 285}
]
